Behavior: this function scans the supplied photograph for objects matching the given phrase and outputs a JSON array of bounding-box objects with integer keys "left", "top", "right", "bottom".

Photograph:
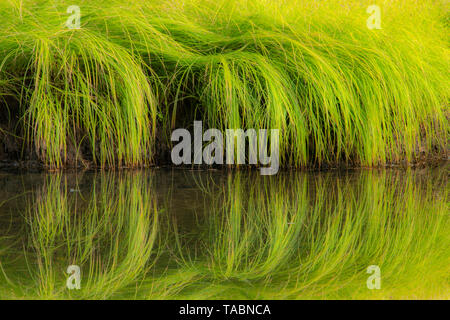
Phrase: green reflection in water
[{"left": 0, "top": 168, "right": 448, "bottom": 299}]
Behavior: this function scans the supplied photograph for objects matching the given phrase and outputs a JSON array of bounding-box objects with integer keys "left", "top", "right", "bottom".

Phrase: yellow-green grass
[{"left": 0, "top": 0, "right": 448, "bottom": 168}]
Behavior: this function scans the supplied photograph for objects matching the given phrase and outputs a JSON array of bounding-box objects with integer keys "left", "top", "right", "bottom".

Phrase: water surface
[{"left": 0, "top": 167, "right": 448, "bottom": 299}]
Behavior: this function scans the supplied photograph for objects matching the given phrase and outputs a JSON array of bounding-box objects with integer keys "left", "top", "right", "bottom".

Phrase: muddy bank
[{"left": 0, "top": 134, "right": 447, "bottom": 172}]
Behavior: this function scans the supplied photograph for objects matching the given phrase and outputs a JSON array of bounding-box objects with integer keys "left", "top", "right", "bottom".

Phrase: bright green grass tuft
[{"left": 0, "top": 0, "right": 448, "bottom": 167}]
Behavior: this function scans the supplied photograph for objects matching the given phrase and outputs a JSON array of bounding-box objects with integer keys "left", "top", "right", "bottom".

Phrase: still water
[{"left": 0, "top": 166, "right": 448, "bottom": 299}]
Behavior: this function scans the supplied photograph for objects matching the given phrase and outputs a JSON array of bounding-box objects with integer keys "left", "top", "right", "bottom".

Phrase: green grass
[
  {"left": 0, "top": 168, "right": 448, "bottom": 299},
  {"left": 0, "top": 0, "right": 448, "bottom": 168}
]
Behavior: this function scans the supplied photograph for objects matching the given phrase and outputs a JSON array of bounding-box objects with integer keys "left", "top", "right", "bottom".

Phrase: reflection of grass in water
[
  {"left": 0, "top": 170, "right": 448, "bottom": 299},
  {"left": 0, "top": 173, "right": 160, "bottom": 299},
  {"left": 165, "top": 171, "right": 449, "bottom": 299}
]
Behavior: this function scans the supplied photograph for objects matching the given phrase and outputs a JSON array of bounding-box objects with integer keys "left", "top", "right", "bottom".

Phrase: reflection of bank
[{"left": 0, "top": 168, "right": 448, "bottom": 299}]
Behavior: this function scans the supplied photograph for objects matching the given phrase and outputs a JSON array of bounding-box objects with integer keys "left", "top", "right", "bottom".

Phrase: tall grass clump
[
  {"left": 0, "top": 0, "right": 448, "bottom": 167},
  {"left": 0, "top": 0, "right": 159, "bottom": 167}
]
